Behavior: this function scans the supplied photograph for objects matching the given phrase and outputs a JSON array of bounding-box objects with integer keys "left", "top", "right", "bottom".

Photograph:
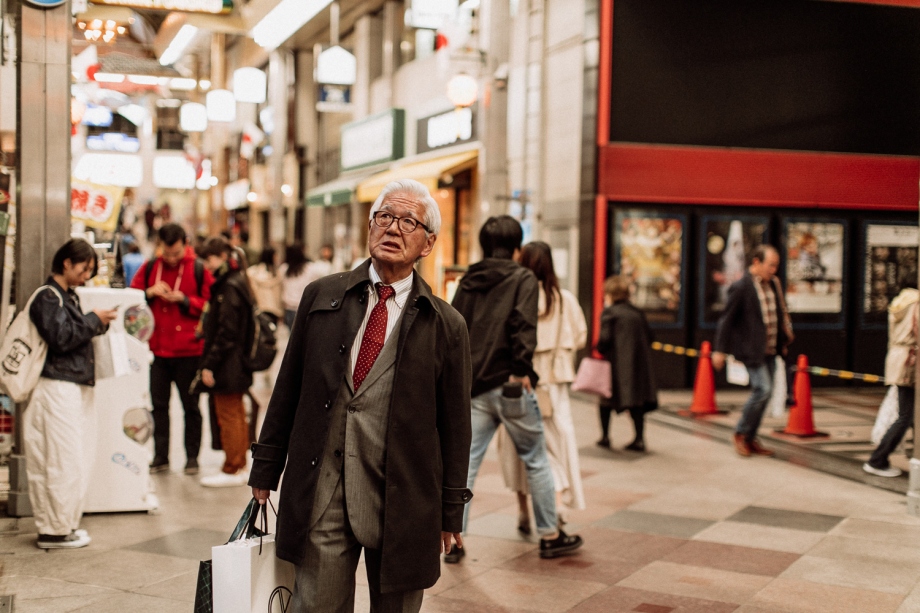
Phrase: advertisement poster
[
  {"left": 701, "top": 217, "right": 767, "bottom": 324},
  {"left": 615, "top": 212, "right": 684, "bottom": 324},
  {"left": 71, "top": 178, "right": 124, "bottom": 232},
  {"left": 865, "top": 224, "right": 919, "bottom": 320},
  {"left": 785, "top": 221, "right": 845, "bottom": 313}
]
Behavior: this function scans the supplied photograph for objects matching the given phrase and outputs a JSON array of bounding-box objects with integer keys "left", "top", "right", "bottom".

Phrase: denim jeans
[
  {"left": 463, "top": 386, "right": 558, "bottom": 536},
  {"left": 735, "top": 358, "right": 776, "bottom": 440},
  {"left": 868, "top": 385, "right": 915, "bottom": 470}
]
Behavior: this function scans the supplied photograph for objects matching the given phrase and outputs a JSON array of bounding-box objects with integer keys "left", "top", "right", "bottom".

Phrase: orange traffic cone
[
  {"left": 779, "top": 355, "right": 828, "bottom": 437},
  {"left": 680, "top": 341, "right": 722, "bottom": 417}
]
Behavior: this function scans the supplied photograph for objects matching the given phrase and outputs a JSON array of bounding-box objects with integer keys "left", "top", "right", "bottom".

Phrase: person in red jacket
[{"left": 131, "top": 223, "right": 213, "bottom": 475}]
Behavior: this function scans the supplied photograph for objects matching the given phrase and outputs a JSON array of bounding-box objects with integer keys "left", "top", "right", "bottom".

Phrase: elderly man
[
  {"left": 249, "top": 179, "right": 473, "bottom": 612},
  {"left": 713, "top": 245, "right": 793, "bottom": 457}
]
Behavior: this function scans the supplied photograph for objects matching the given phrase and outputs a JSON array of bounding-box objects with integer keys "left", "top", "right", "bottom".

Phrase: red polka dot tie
[{"left": 353, "top": 283, "right": 395, "bottom": 391}]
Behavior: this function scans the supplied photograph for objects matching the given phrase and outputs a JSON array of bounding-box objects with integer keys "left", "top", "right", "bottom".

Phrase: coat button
[
  {"left": 339, "top": 344, "right": 346, "bottom": 354},
  {"left": 324, "top": 401, "right": 331, "bottom": 409},
  {"left": 334, "top": 450, "right": 342, "bottom": 458},
  {"left": 175, "top": 325, "right": 182, "bottom": 331},
  {"left": 462, "top": 492, "right": 470, "bottom": 501},
  {"left": 311, "top": 458, "right": 318, "bottom": 467},
  {"left": 348, "top": 405, "right": 356, "bottom": 413},
  {"left": 331, "top": 299, "right": 339, "bottom": 307}
]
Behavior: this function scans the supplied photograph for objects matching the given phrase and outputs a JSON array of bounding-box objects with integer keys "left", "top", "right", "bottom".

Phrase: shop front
[{"left": 595, "top": 0, "right": 920, "bottom": 388}]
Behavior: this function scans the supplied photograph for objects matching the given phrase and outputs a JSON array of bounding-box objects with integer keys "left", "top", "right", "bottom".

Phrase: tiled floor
[{"left": 1, "top": 378, "right": 919, "bottom": 612}]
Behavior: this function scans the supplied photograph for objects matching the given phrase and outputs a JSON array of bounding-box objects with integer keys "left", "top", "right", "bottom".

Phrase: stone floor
[{"left": 1, "top": 379, "right": 919, "bottom": 612}]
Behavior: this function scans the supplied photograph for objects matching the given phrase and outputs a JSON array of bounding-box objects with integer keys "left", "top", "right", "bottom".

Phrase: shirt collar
[{"left": 369, "top": 264, "right": 413, "bottom": 309}]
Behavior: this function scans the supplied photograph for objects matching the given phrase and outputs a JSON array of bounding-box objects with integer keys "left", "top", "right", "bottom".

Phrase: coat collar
[{"left": 344, "top": 259, "right": 440, "bottom": 316}]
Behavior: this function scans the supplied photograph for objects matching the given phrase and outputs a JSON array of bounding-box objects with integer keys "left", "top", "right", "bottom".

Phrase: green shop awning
[{"left": 306, "top": 174, "right": 364, "bottom": 207}]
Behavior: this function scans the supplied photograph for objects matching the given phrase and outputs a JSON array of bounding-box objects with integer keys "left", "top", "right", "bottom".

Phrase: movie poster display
[
  {"left": 864, "top": 224, "right": 919, "bottom": 325},
  {"left": 614, "top": 211, "right": 685, "bottom": 325},
  {"left": 699, "top": 216, "right": 768, "bottom": 325},
  {"left": 785, "top": 221, "right": 845, "bottom": 314}
]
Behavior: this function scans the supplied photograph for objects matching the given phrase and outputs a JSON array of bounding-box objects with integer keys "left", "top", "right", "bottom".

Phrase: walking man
[
  {"left": 250, "top": 179, "right": 473, "bottom": 612},
  {"left": 449, "top": 216, "right": 584, "bottom": 562},
  {"left": 713, "top": 245, "right": 794, "bottom": 457},
  {"left": 131, "top": 223, "right": 213, "bottom": 475}
]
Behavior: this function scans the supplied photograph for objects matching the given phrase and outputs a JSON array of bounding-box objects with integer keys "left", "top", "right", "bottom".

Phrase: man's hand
[
  {"left": 162, "top": 290, "right": 186, "bottom": 303},
  {"left": 146, "top": 281, "right": 170, "bottom": 299},
  {"left": 252, "top": 488, "right": 270, "bottom": 505},
  {"left": 509, "top": 374, "right": 532, "bottom": 393},
  {"left": 93, "top": 308, "right": 118, "bottom": 326},
  {"left": 202, "top": 369, "right": 215, "bottom": 388},
  {"left": 440, "top": 531, "right": 463, "bottom": 554},
  {"left": 711, "top": 352, "right": 726, "bottom": 371}
]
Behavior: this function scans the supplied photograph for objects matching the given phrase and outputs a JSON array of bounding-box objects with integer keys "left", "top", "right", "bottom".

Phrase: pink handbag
[{"left": 571, "top": 357, "right": 613, "bottom": 398}]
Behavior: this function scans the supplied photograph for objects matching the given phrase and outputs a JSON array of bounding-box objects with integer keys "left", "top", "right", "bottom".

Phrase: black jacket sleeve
[
  {"left": 714, "top": 280, "right": 745, "bottom": 355},
  {"left": 29, "top": 289, "right": 106, "bottom": 353},
  {"left": 508, "top": 271, "right": 539, "bottom": 378},
  {"left": 597, "top": 306, "right": 615, "bottom": 355}
]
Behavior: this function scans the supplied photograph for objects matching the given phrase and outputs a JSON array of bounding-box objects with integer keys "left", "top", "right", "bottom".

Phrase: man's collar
[{"left": 369, "top": 263, "right": 413, "bottom": 308}]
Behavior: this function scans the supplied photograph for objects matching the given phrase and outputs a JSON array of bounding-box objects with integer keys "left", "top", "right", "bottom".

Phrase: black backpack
[{"left": 245, "top": 307, "right": 278, "bottom": 373}]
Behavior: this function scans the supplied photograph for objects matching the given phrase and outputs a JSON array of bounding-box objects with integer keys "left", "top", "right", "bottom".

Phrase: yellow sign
[{"left": 71, "top": 178, "right": 124, "bottom": 232}]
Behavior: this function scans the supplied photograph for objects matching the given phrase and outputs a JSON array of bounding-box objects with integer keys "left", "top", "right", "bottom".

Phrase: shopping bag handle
[{"left": 227, "top": 498, "right": 268, "bottom": 543}]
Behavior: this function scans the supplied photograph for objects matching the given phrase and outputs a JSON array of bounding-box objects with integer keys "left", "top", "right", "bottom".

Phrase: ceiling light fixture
[
  {"left": 159, "top": 24, "right": 198, "bottom": 66},
  {"left": 94, "top": 72, "right": 126, "bottom": 83},
  {"left": 251, "top": 0, "right": 332, "bottom": 51}
]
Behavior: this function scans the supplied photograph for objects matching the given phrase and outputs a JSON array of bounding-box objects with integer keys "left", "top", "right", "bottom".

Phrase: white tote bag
[
  {"left": 213, "top": 533, "right": 295, "bottom": 613},
  {"left": 0, "top": 286, "right": 61, "bottom": 402},
  {"left": 725, "top": 356, "right": 749, "bottom": 386},
  {"left": 768, "top": 356, "right": 787, "bottom": 418},
  {"left": 872, "top": 386, "right": 900, "bottom": 445}
]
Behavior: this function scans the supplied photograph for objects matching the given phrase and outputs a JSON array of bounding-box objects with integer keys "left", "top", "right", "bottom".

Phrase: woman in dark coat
[
  {"left": 596, "top": 275, "right": 658, "bottom": 451},
  {"left": 198, "top": 236, "right": 254, "bottom": 487}
]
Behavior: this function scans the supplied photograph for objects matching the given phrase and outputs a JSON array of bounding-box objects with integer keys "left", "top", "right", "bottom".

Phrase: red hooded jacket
[{"left": 130, "top": 246, "right": 214, "bottom": 358}]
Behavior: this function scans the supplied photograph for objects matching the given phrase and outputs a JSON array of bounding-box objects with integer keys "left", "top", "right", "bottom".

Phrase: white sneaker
[
  {"left": 200, "top": 472, "right": 248, "bottom": 488},
  {"left": 863, "top": 463, "right": 902, "bottom": 478},
  {"left": 37, "top": 532, "right": 91, "bottom": 549}
]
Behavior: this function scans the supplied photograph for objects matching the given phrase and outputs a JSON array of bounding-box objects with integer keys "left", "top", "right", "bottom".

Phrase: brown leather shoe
[
  {"left": 733, "top": 433, "right": 751, "bottom": 457},
  {"left": 747, "top": 438, "right": 775, "bottom": 457}
]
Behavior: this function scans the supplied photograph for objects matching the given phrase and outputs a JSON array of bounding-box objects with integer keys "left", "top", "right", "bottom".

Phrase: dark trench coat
[
  {"left": 249, "top": 260, "right": 473, "bottom": 593},
  {"left": 597, "top": 301, "right": 658, "bottom": 413}
]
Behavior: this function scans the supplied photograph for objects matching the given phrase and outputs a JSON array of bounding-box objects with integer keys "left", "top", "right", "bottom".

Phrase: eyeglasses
[{"left": 371, "top": 211, "right": 430, "bottom": 234}]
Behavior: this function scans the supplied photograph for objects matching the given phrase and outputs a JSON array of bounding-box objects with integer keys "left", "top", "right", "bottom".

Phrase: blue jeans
[
  {"left": 463, "top": 386, "right": 558, "bottom": 536},
  {"left": 735, "top": 359, "right": 776, "bottom": 440}
]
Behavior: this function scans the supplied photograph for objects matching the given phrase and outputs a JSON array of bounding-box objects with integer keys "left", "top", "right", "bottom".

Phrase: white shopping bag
[
  {"left": 768, "top": 356, "right": 787, "bottom": 418},
  {"left": 725, "top": 356, "right": 749, "bottom": 386},
  {"left": 872, "top": 386, "right": 900, "bottom": 445},
  {"left": 213, "top": 533, "right": 295, "bottom": 613}
]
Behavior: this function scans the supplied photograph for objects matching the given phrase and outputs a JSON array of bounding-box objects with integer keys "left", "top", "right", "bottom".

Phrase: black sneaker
[
  {"left": 149, "top": 458, "right": 169, "bottom": 474},
  {"left": 539, "top": 529, "right": 583, "bottom": 559},
  {"left": 444, "top": 544, "right": 465, "bottom": 564},
  {"left": 184, "top": 459, "right": 200, "bottom": 475},
  {"left": 37, "top": 532, "right": 91, "bottom": 549}
]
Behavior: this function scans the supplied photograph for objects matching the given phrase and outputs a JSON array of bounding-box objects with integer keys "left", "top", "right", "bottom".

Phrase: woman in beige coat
[
  {"left": 498, "top": 242, "right": 588, "bottom": 533},
  {"left": 864, "top": 280, "right": 919, "bottom": 478}
]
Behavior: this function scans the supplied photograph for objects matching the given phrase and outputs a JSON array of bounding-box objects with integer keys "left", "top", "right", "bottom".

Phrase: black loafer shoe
[
  {"left": 149, "top": 458, "right": 169, "bottom": 474},
  {"left": 444, "top": 544, "right": 465, "bottom": 564},
  {"left": 540, "top": 529, "right": 583, "bottom": 559}
]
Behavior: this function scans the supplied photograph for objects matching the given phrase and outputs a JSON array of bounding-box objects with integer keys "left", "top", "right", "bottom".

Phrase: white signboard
[
  {"left": 340, "top": 109, "right": 404, "bottom": 170},
  {"left": 406, "top": 0, "right": 458, "bottom": 29}
]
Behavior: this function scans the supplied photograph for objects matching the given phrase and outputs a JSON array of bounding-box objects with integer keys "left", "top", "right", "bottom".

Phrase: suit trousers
[
  {"left": 150, "top": 355, "right": 202, "bottom": 462},
  {"left": 292, "top": 472, "right": 423, "bottom": 613}
]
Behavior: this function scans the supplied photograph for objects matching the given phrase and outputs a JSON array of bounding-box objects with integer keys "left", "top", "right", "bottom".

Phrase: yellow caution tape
[{"left": 649, "top": 342, "right": 883, "bottom": 383}]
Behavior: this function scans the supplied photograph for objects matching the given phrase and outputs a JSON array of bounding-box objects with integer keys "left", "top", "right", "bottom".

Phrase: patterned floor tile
[
  {"left": 595, "top": 510, "right": 715, "bottom": 539},
  {"left": 781, "top": 554, "right": 920, "bottom": 595},
  {"left": 662, "top": 540, "right": 800, "bottom": 577},
  {"left": 124, "top": 528, "right": 228, "bottom": 560},
  {"left": 752, "top": 577, "right": 904, "bottom": 613},
  {"left": 726, "top": 506, "right": 844, "bottom": 532},
  {"left": 616, "top": 561, "right": 771, "bottom": 605},
  {"left": 575, "top": 526, "right": 686, "bottom": 566},
  {"left": 499, "top": 547, "right": 645, "bottom": 586},
  {"left": 436, "top": 568, "right": 607, "bottom": 613},
  {"left": 568, "top": 586, "right": 740, "bottom": 613}
]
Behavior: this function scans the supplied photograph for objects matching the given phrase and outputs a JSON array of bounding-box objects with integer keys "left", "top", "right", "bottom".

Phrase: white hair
[{"left": 369, "top": 179, "right": 441, "bottom": 235}]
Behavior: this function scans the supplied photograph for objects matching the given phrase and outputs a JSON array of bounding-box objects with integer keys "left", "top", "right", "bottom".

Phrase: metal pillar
[
  {"left": 9, "top": 0, "right": 72, "bottom": 517},
  {"left": 910, "top": 178, "right": 920, "bottom": 516},
  {"left": 267, "top": 50, "right": 290, "bottom": 246}
]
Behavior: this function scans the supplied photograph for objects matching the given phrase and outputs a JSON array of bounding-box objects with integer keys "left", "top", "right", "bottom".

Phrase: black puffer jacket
[
  {"left": 451, "top": 258, "right": 539, "bottom": 397},
  {"left": 30, "top": 278, "right": 107, "bottom": 386},
  {"left": 199, "top": 266, "right": 253, "bottom": 394}
]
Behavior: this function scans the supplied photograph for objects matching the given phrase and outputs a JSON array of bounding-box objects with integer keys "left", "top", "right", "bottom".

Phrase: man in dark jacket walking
[
  {"left": 131, "top": 223, "right": 213, "bottom": 475},
  {"left": 250, "top": 179, "right": 472, "bottom": 612},
  {"left": 449, "top": 216, "right": 583, "bottom": 563},
  {"left": 713, "top": 245, "right": 793, "bottom": 457}
]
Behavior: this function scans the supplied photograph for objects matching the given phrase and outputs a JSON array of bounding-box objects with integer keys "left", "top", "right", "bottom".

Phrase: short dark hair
[
  {"left": 51, "top": 238, "right": 98, "bottom": 278},
  {"left": 750, "top": 244, "right": 778, "bottom": 265},
  {"left": 158, "top": 223, "right": 186, "bottom": 246},
  {"left": 201, "top": 236, "right": 233, "bottom": 259},
  {"left": 479, "top": 216, "right": 523, "bottom": 259},
  {"left": 240, "top": 230, "right": 250, "bottom": 242}
]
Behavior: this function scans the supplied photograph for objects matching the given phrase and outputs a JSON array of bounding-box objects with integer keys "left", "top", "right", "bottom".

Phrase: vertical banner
[{"left": 71, "top": 178, "right": 124, "bottom": 232}]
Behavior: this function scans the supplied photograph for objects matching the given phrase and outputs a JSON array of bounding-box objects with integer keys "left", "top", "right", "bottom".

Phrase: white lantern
[
  {"left": 233, "top": 67, "right": 267, "bottom": 104},
  {"left": 206, "top": 89, "right": 236, "bottom": 123},
  {"left": 446, "top": 73, "right": 478, "bottom": 108},
  {"left": 180, "top": 102, "right": 208, "bottom": 132}
]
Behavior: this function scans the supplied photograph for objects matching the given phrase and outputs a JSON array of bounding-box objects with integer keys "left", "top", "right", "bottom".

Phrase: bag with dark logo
[{"left": 0, "top": 286, "right": 62, "bottom": 402}]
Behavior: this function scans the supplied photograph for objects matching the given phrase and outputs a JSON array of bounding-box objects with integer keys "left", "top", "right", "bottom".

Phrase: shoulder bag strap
[{"left": 546, "top": 290, "right": 564, "bottom": 384}]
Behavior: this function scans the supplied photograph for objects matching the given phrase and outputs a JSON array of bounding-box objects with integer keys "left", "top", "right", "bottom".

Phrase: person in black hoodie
[
  {"left": 197, "top": 236, "right": 254, "bottom": 487},
  {"left": 449, "top": 216, "right": 583, "bottom": 563},
  {"left": 25, "top": 239, "right": 117, "bottom": 549}
]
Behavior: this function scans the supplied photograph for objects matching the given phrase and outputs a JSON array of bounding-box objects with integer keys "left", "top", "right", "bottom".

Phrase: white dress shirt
[{"left": 349, "top": 265, "right": 413, "bottom": 374}]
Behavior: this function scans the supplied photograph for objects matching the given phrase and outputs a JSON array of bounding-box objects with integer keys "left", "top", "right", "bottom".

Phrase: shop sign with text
[
  {"left": 417, "top": 105, "right": 477, "bottom": 154},
  {"left": 340, "top": 108, "right": 405, "bottom": 171},
  {"left": 89, "top": 0, "right": 231, "bottom": 14},
  {"left": 71, "top": 179, "right": 124, "bottom": 232}
]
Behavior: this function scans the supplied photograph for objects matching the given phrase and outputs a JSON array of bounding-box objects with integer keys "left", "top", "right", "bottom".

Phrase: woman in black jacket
[
  {"left": 25, "top": 239, "right": 116, "bottom": 549},
  {"left": 596, "top": 275, "right": 658, "bottom": 451},
  {"left": 198, "top": 236, "right": 254, "bottom": 487}
]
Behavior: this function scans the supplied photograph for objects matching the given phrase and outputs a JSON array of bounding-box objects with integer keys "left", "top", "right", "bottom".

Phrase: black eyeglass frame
[{"left": 371, "top": 211, "right": 431, "bottom": 234}]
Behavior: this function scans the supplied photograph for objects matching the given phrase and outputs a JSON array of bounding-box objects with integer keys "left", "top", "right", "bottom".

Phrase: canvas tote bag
[
  {"left": 571, "top": 357, "right": 612, "bottom": 398},
  {"left": 0, "top": 286, "right": 61, "bottom": 402}
]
